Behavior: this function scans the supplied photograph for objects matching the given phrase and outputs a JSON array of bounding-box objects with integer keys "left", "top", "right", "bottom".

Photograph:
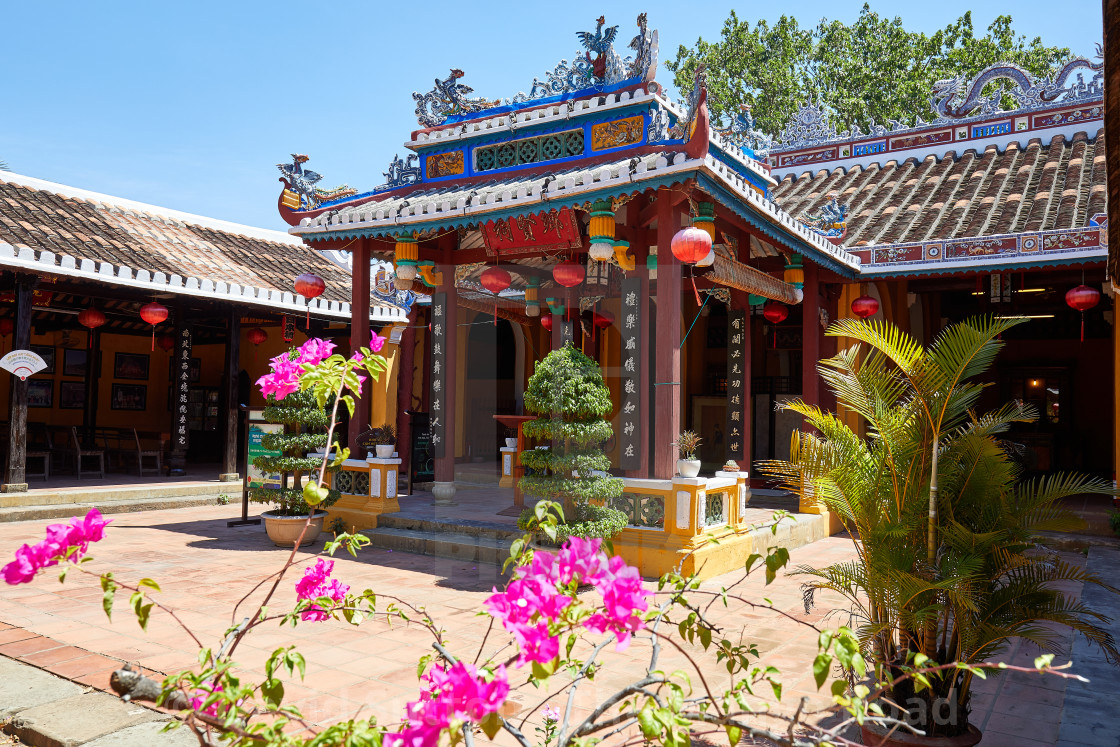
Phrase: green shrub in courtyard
[
  {"left": 519, "top": 344, "right": 626, "bottom": 539},
  {"left": 761, "top": 316, "right": 1119, "bottom": 738}
]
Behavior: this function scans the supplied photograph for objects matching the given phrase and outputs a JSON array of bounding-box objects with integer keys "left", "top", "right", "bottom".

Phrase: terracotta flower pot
[
  {"left": 861, "top": 722, "right": 982, "bottom": 747},
  {"left": 261, "top": 511, "right": 327, "bottom": 548}
]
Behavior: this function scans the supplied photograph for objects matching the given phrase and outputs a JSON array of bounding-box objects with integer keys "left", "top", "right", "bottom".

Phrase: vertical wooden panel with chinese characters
[
  {"left": 726, "top": 309, "right": 747, "bottom": 463},
  {"left": 619, "top": 277, "right": 642, "bottom": 471},
  {"left": 171, "top": 323, "right": 193, "bottom": 473},
  {"left": 429, "top": 292, "right": 448, "bottom": 459}
]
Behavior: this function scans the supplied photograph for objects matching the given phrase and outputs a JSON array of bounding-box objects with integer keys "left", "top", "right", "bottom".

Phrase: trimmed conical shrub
[{"left": 519, "top": 345, "right": 624, "bottom": 536}]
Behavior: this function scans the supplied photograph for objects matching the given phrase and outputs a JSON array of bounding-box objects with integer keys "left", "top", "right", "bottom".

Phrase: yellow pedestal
[
  {"left": 499, "top": 447, "right": 516, "bottom": 489},
  {"left": 325, "top": 457, "right": 402, "bottom": 532}
]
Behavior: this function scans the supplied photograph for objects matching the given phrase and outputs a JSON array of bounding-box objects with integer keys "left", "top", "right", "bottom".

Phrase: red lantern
[
  {"left": 851, "top": 295, "right": 879, "bottom": 319},
  {"left": 0, "top": 317, "right": 13, "bottom": 337},
  {"left": 670, "top": 227, "right": 712, "bottom": 264},
  {"left": 77, "top": 307, "right": 107, "bottom": 350},
  {"left": 480, "top": 266, "right": 512, "bottom": 295},
  {"left": 139, "top": 302, "right": 169, "bottom": 351},
  {"left": 156, "top": 334, "right": 175, "bottom": 353},
  {"left": 1065, "top": 285, "right": 1100, "bottom": 342},
  {"left": 762, "top": 301, "right": 788, "bottom": 324},
  {"left": 294, "top": 273, "right": 326, "bottom": 329},
  {"left": 541, "top": 315, "right": 554, "bottom": 332},
  {"left": 247, "top": 327, "right": 268, "bottom": 346},
  {"left": 552, "top": 260, "right": 585, "bottom": 288},
  {"left": 593, "top": 310, "right": 614, "bottom": 329}
]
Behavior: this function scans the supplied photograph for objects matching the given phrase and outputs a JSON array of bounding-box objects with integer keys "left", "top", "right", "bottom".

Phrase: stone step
[
  {"left": 361, "top": 526, "right": 517, "bottom": 566},
  {"left": 0, "top": 494, "right": 227, "bottom": 523},
  {"left": 0, "top": 481, "right": 232, "bottom": 509},
  {"left": 376, "top": 513, "right": 523, "bottom": 541}
]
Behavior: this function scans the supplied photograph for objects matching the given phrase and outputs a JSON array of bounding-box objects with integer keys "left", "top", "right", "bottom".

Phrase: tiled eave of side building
[
  {"left": 290, "top": 149, "right": 862, "bottom": 278},
  {"left": 771, "top": 118, "right": 1107, "bottom": 278},
  {"left": 0, "top": 172, "right": 404, "bottom": 323}
]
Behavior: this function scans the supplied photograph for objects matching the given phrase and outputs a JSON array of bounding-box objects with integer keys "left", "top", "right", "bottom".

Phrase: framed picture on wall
[
  {"left": 114, "top": 352, "right": 150, "bottom": 380},
  {"left": 60, "top": 381, "right": 85, "bottom": 409},
  {"left": 27, "top": 379, "right": 53, "bottom": 408},
  {"left": 63, "top": 349, "right": 88, "bottom": 377},
  {"left": 111, "top": 383, "right": 147, "bottom": 410},
  {"left": 30, "top": 345, "right": 55, "bottom": 374}
]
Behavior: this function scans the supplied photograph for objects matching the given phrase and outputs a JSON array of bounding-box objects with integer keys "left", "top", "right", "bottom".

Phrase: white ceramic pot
[
  {"left": 505, "top": 438, "right": 518, "bottom": 449},
  {"left": 677, "top": 459, "right": 701, "bottom": 478},
  {"left": 261, "top": 511, "right": 327, "bottom": 548},
  {"left": 374, "top": 444, "right": 395, "bottom": 458}
]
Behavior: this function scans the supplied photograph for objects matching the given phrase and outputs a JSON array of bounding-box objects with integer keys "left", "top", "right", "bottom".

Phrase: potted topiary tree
[
  {"left": 518, "top": 344, "right": 626, "bottom": 543},
  {"left": 251, "top": 387, "right": 340, "bottom": 547},
  {"left": 761, "top": 317, "right": 1119, "bottom": 745},
  {"left": 371, "top": 423, "right": 396, "bottom": 459},
  {"left": 673, "top": 430, "right": 702, "bottom": 477}
]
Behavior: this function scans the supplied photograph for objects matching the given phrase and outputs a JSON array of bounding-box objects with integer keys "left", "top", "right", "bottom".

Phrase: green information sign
[{"left": 247, "top": 410, "right": 282, "bottom": 489}]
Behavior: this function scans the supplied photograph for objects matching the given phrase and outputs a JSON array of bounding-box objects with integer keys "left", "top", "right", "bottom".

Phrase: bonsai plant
[
  {"left": 370, "top": 422, "right": 396, "bottom": 458},
  {"left": 251, "top": 386, "right": 340, "bottom": 547},
  {"left": 518, "top": 344, "right": 626, "bottom": 541},
  {"left": 761, "top": 316, "right": 1119, "bottom": 745},
  {"left": 503, "top": 426, "right": 518, "bottom": 450},
  {"left": 673, "top": 430, "right": 702, "bottom": 477}
]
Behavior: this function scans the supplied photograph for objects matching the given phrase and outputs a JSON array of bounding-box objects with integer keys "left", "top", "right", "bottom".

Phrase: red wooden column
[
  {"left": 395, "top": 322, "right": 415, "bottom": 482},
  {"left": 801, "top": 261, "right": 821, "bottom": 411},
  {"left": 2, "top": 274, "right": 35, "bottom": 492},
  {"left": 348, "top": 239, "right": 372, "bottom": 448},
  {"left": 653, "top": 192, "right": 684, "bottom": 479},
  {"left": 433, "top": 267, "right": 458, "bottom": 501}
]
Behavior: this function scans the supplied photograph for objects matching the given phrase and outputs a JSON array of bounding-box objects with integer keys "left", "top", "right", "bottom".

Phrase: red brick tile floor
[{"left": 0, "top": 505, "right": 1098, "bottom": 743}]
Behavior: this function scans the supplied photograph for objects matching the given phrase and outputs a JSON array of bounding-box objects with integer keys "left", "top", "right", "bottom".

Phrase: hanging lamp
[
  {"left": 587, "top": 200, "right": 616, "bottom": 261},
  {"left": 139, "top": 302, "right": 169, "bottom": 351},
  {"left": 294, "top": 273, "right": 326, "bottom": 329},
  {"left": 1065, "top": 284, "right": 1100, "bottom": 342}
]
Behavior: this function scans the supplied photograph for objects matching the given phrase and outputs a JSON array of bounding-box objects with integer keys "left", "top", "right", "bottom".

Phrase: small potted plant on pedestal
[
  {"left": 371, "top": 423, "right": 396, "bottom": 459},
  {"left": 504, "top": 427, "right": 518, "bottom": 450},
  {"left": 673, "top": 430, "right": 702, "bottom": 477}
]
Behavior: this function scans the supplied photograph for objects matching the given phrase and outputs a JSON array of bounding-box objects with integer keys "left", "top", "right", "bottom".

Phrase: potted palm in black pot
[{"left": 761, "top": 316, "right": 1119, "bottom": 745}]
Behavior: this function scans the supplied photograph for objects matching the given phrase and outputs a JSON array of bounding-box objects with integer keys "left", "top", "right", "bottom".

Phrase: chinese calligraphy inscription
[
  {"left": 430, "top": 293, "right": 448, "bottom": 458},
  {"left": 619, "top": 278, "right": 642, "bottom": 471},
  {"left": 726, "top": 310, "right": 746, "bottom": 463}
]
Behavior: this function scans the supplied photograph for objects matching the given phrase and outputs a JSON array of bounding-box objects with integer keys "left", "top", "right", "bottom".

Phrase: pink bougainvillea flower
[
  {"left": 2, "top": 509, "right": 111, "bottom": 585},
  {"left": 370, "top": 331, "right": 386, "bottom": 353},
  {"left": 294, "top": 558, "right": 349, "bottom": 621},
  {"left": 297, "top": 338, "right": 336, "bottom": 366},
  {"left": 190, "top": 681, "right": 227, "bottom": 717},
  {"left": 385, "top": 661, "right": 509, "bottom": 747},
  {"left": 584, "top": 556, "right": 650, "bottom": 651}
]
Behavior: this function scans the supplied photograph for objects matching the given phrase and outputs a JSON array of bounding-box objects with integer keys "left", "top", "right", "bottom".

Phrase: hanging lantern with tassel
[
  {"left": 553, "top": 259, "right": 585, "bottom": 288},
  {"left": 156, "top": 334, "right": 175, "bottom": 353},
  {"left": 480, "top": 266, "right": 512, "bottom": 325},
  {"left": 247, "top": 327, "right": 268, "bottom": 346},
  {"left": 139, "top": 302, "right": 169, "bottom": 351},
  {"left": 692, "top": 202, "right": 717, "bottom": 269},
  {"left": 394, "top": 235, "right": 418, "bottom": 290},
  {"left": 783, "top": 254, "right": 804, "bottom": 289},
  {"left": 0, "top": 316, "right": 13, "bottom": 354},
  {"left": 671, "top": 224, "right": 713, "bottom": 306},
  {"left": 1065, "top": 285, "right": 1100, "bottom": 342},
  {"left": 294, "top": 273, "right": 325, "bottom": 329},
  {"left": 763, "top": 301, "right": 787, "bottom": 347},
  {"left": 541, "top": 314, "right": 554, "bottom": 332},
  {"left": 524, "top": 277, "right": 541, "bottom": 318},
  {"left": 587, "top": 200, "right": 616, "bottom": 262},
  {"left": 851, "top": 295, "right": 879, "bottom": 319},
  {"left": 76, "top": 307, "right": 106, "bottom": 349}
]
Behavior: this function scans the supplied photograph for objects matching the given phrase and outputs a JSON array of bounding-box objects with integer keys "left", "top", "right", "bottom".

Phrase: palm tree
[{"left": 760, "top": 316, "right": 1118, "bottom": 738}]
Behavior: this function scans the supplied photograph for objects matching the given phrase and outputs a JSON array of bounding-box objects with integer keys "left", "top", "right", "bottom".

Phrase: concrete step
[
  {"left": 0, "top": 494, "right": 227, "bottom": 523},
  {"left": 0, "top": 481, "right": 232, "bottom": 509},
  {"left": 376, "top": 513, "right": 523, "bottom": 541},
  {"left": 361, "top": 526, "right": 517, "bottom": 566}
]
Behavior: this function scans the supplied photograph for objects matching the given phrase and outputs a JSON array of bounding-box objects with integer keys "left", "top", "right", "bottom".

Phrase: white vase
[
  {"left": 505, "top": 438, "right": 518, "bottom": 449},
  {"left": 677, "top": 459, "right": 701, "bottom": 478},
  {"left": 374, "top": 445, "right": 395, "bottom": 458}
]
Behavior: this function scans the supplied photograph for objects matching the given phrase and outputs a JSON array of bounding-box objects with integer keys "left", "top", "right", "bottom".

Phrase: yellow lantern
[
  {"left": 588, "top": 199, "right": 615, "bottom": 261},
  {"left": 783, "top": 254, "right": 804, "bottom": 289},
  {"left": 691, "top": 202, "right": 716, "bottom": 242},
  {"left": 394, "top": 235, "right": 418, "bottom": 282}
]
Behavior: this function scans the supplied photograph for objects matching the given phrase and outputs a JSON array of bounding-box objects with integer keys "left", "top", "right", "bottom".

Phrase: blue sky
[{"left": 1, "top": 0, "right": 1103, "bottom": 230}]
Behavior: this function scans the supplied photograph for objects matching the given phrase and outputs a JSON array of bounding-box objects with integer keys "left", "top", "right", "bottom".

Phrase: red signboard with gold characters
[{"left": 482, "top": 207, "right": 582, "bottom": 257}]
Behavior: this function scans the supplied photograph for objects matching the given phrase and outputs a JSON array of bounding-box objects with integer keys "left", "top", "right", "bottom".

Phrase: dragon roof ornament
[
  {"left": 277, "top": 155, "right": 355, "bottom": 210},
  {"left": 770, "top": 50, "right": 1103, "bottom": 153},
  {"left": 716, "top": 104, "right": 774, "bottom": 157},
  {"left": 509, "top": 14, "right": 659, "bottom": 104},
  {"left": 800, "top": 192, "right": 848, "bottom": 240},
  {"left": 413, "top": 69, "right": 500, "bottom": 128}
]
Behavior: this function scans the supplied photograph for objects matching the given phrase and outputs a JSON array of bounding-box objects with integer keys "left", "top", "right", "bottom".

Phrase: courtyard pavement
[{"left": 0, "top": 504, "right": 1115, "bottom": 745}]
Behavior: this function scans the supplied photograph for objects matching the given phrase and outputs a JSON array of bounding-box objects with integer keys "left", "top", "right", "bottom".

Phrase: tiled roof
[
  {"left": 771, "top": 129, "right": 1106, "bottom": 248},
  {"left": 0, "top": 172, "right": 400, "bottom": 321}
]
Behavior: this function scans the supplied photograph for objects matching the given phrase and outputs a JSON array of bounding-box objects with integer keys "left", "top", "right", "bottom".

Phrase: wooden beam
[
  {"left": 348, "top": 239, "right": 372, "bottom": 448},
  {"left": 2, "top": 274, "right": 36, "bottom": 492},
  {"left": 654, "top": 190, "right": 684, "bottom": 479}
]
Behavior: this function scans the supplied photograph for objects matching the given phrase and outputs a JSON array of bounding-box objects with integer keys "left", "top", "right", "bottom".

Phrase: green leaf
[
  {"left": 812, "top": 653, "right": 832, "bottom": 689},
  {"left": 725, "top": 725, "right": 742, "bottom": 745},
  {"left": 100, "top": 573, "right": 116, "bottom": 621},
  {"left": 637, "top": 707, "right": 658, "bottom": 739},
  {"left": 302, "top": 481, "right": 329, "bottom": 506},
  {"left": 480, "top": 711, "right": 502, "bottom": 740},
  {"left": 137, "top": 578, "right": 161, "bottom": 593},
  {"left": 261, "top": 677, "right": 285, "bottom": 707}
]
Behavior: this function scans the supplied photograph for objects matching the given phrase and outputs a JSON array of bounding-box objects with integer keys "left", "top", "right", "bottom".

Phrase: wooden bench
[{"left": 71, "top": 426, "right": 105, "bottom": 479}]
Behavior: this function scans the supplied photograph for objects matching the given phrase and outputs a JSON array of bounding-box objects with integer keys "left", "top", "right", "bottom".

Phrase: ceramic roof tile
[
  {"left": 0, "top": 175, "right": 355, "bottom": 305},
  {"left": 770, "top": 129, "right": 1106, "bottom": 247}
]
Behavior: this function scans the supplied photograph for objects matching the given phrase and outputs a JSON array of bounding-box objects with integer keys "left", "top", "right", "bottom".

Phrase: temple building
[
  {"left": 272, "top": 15, "right": 1109, "bottom": 576},
  {"left": 0, "top": 171, "right": 404, "bottom": 498}
]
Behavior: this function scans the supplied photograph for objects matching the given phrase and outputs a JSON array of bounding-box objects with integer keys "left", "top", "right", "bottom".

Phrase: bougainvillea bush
[{"left": 2, "top": 335, "right": 1081, "bottom": 747}]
